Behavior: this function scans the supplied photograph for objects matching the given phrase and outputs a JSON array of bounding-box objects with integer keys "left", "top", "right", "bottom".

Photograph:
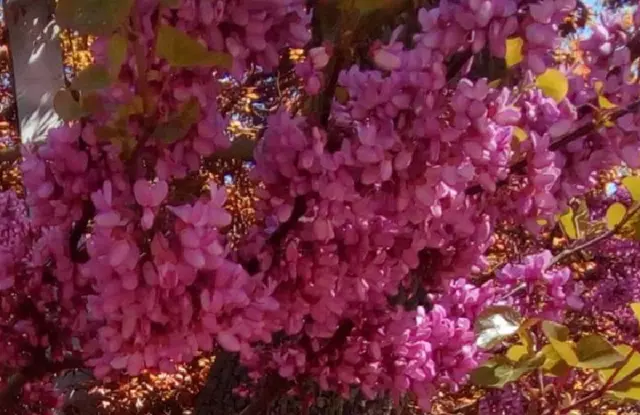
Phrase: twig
[
  {"left": 548, "top": 202, "right": 640, "bottom": 268},
  {"left": 497, "top": 282, "right": 526, "bottom": 301},
  {"left": 466, "top": 97, "right": 640, "bottom": 196},
  {"left": 131, "top": 11, "right": 153, "bottom": 118},
  {"left": 557, "top": 349, "right": 635, "bottom": 414}
]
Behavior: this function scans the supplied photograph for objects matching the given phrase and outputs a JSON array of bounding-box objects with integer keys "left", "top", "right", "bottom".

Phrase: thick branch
[{"left": 0, "top": 357, "right": 83, "bottom": 408}]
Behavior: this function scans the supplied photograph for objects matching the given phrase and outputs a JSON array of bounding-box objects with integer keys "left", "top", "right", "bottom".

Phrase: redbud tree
[{"left": 2, "top": 0, "right": 640, "bottom": 413}]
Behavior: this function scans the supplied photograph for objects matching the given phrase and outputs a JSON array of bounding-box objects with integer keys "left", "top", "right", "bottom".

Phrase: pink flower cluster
[
  {"left": 4, "top": 0, "right": 640, "bottom": 412},
  {"left": 13, "top": 0, "right": 308, "bottom": 392},
  {"left": 496, "top": 251, "right": 583, "bottom": 320}
]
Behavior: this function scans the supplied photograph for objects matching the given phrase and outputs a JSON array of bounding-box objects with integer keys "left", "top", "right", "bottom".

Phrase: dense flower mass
[
  {"left": 2, "top": 0, "right": 640, "bottom": 412},
  {"left": 495, "top": 250, "right": 583, "bottom": 319}
]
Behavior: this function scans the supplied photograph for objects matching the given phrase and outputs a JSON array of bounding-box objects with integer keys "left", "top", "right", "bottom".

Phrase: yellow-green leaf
[
  {"left": 541, "top": 321, "right": 579, "bottom": 366},
  {"left": 56, "top": 0, "right": 134, "bottom": 35},
  {"left": 573, "top": 200, "right": 590, "bottom": 239},
  {"left": 594, "top": 80, "right": 604, "bottom": 94},
  {"left": 471, "top": 354, "right": 543, "bottom": 388},
  {"left": 518, "top": 318, "right": 540, "bottom": 353},
  {"left": 622, "top": 176, "right": 640, "bottom": 202},
  {"left": 470, "top": 364, "right": 502, "bottom": 387},
  {"left": 116, "top": 96, "right": 145, "bottom": 118},
  {"left": 536, "top": 69, "right": 569, "bottom": 103},
  {"left": 513, "top": 126, "right": 528, "bottom": 142},
  {"left": 606, "top": 202, "right": 627, "bottom": 230},
  {"left": 630, "top": 303, "right": 640, "bottom": 325},
  {"left": 598, "top": 95, "right": 617, "bottom": 110},
  {"left": 107, "top": 34, "right": 128, "bottom": 78},
  {"left": 542, "top": 344, "right": 571, "bottom": 377},
  {"left": 505, "top": 37, "right": 524, "bottom": 68},
  {"left": 71, "top": 65, "right": 111, "bottom": 92},
  {"left": 54, "top": 90, "right": 86, "bottom": 122},
  {"left": 559, "top": 208, "right": 578, "bottom": 239},
  {"left": 507, "top": 344, "right": 529, "bottom": 362},
  {"left": 160, "top": 0, "right": 180, "bottom": 6},
  {"left": 156, "top": 25, "right": 232, "bottom": 69},
  {"left": 474, "top": 306, "right": 523, "bottom": 349},
  {"left": 488, "top": 78, "right": 501, "bottom": 88},
  {"left": 576, "top": 334, "right": 624, "bottom": 369},
  {"left": 599, "top": 345, "right": 640, "bottom": 400},
  {"left": 600, "top": 345, "right": 639, "bottom": 384}
]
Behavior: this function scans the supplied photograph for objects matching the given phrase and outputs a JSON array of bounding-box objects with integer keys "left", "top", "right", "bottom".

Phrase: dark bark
[
  {"left": 193, "top": 351, "right": 250, "bottom": 415},
  {"left": 193, "top": 350, "right": 395, "bottom": 415}
]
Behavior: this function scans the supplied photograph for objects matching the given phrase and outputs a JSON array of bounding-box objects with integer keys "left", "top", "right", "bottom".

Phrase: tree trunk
[
  {"left": 193, "top": 351, "right": 396, "bottom": 415},
  {"left": 193, "top": 351, "right": 250, "bottom": 415}
]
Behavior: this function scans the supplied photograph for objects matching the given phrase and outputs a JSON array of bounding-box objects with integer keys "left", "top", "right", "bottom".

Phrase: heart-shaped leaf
[
  {"left": 56, "top": 0, "right": 134, "bottom": 35},
  {"left": 156, "top": 25, "right": 232, "bottom": 69},
  {"left": 541, "top": 321, "right": 579, "bottom": 366},
  {"left": 474, "top": 306, "right": 522, "bottom": 349},
  {"left": 576, "top": 334, "right": 624, "bottom": 369},
  {"left": 54, "top": 89, "right": 86, "bottom": 122}
]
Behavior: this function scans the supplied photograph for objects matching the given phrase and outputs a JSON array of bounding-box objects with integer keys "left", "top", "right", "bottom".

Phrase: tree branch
[
  {"left": 466, "top": 97, "right": 640, "bottom": 196},
  {"left": 0, "top": 356, "right": 83, "bottom": 408},
  {"left": 557, "top": 349, "right": 636, "bottom": 414},
  {"left": 548, "top": 202, "right": 640, "bottom": 268}
]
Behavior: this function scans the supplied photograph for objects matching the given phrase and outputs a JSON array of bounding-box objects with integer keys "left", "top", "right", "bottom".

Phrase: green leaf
[
  {"left": 535, "top": 69, "right": 568, "bottom": 103},
  {"left": 507, "top": 344, "right": 529, "bottom": 362},
  {"left": 54, "top": 89, "right": 86, "bottom": 121},
  {"left": 152, "top": 98, "right": 201, "bottom": 143},
  {"left": 474, "top": 306, "right": 522, "bottom": 349},
  {"left": 160, "top": 0, "right": 180, "bottom": 6},
  {"left": 606, "top": 202, "right": 627, "bottom": 230},
  {"left": 470, "top": 364, "right": 502, "bottom": 387},
  {"left": 156, "top": 25, "right": 232, "bottom": 69},
  {"left": 471, "top": 354, "right": 544, "bottom": 388},
  {"left": 107, "top": 34, "right": 128, "bottom": 78},
  {"left": 576, "top": 334, "right": 624, "bottom": 369},
  {"left": 56, "top": 0, "right": 134, "bottom": 35},
  {"left": 71, "top": 65, "right": 111, "bottom": 92},
  {"left": 541, "top": 321, "right": 579, "bottom": 366}
]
